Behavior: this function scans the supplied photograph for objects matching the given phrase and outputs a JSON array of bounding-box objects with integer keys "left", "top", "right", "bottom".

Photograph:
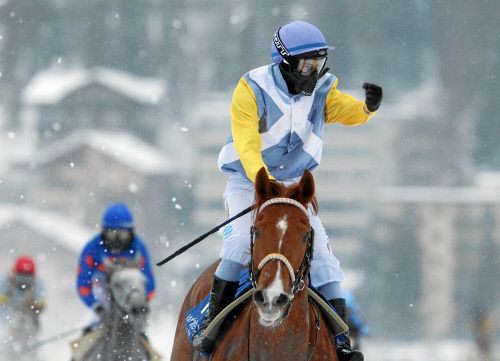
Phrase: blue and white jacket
[{"left": 218, "top": 63, "right": 373, "bottom": 182}]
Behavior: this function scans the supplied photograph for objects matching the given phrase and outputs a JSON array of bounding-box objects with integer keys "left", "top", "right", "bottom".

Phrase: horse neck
[
  {"left": 101, "top": 298, "right": 142, "bottom": 360},
  {"left": 250, "top": 288, "right": 313, "bottom": 360}
]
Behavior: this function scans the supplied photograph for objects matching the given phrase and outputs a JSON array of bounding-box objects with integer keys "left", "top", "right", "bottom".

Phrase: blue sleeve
[
  {"left": 0, "top": 276, "right": 8, "bottom": 293},
  {"left": 76, "top": 240, "right": 98, "bottom": 307},
  {"left": 35, "top": 279, "right": 45, "bottom": 303},
  {"left": 0, "top": 276, "right": 9, "bottom": 303},
  {"left": 137, "top": 240, "right": 156, "bottom": 299},
  {"left": 345, "top": 292, "right": 369, "bottom": 335}
]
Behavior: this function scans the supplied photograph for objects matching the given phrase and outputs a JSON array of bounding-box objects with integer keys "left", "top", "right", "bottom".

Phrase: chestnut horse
[{"left": 170, "top": 168, "right": 339, "bottom": 361}]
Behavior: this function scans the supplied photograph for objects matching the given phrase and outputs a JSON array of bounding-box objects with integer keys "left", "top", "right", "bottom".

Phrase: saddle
[
  {"left": 70, "top": 328, "right": 105, "bottom": 361},
  {"left": 185, "top": 269, "right": 348, "bottom": 343}
]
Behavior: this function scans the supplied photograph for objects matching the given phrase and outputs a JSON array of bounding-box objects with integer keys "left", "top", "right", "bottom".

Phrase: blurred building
[
  {"left": 379, "top": 82, "right": 474, "bottom": 187},
  {"left": 370, "top": 90, "right": 499, "bottom": 338},
  {"left": 20, "top": 66, "right": 166, "bottom": 146},
  {"left": 0, "top": 203, "right": 93, "bottom": 318},
  {"left": 188, "top": 93, "right": 230, "bottom": 229},
  {"left": 0, "top": 63, "right": 193, "bottom": 254},
  {"left": 375, "top": 185, "right": 500, "bottom": 338},
  {"left": 3, "top": 128, "right": 191, "bottom": 249},
  {"left": 314, "top": 97, "right": 383, "bottom": 265}
]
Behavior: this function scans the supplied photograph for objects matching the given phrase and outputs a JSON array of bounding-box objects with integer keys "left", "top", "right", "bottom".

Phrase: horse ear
[
  {"left": 298, "top": 170, "right": 315, "bottom": 204},
  {"left": 255, "top": 167, "right": 272, "bottom": 199}
]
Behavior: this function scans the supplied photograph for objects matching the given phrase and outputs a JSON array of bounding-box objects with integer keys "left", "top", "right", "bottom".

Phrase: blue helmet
[
  {"left": 102, "top": 203, "right": 134, "bottom": 229},
  {"left": 270, "top": 20, "right": 335, "bottom": 63}
]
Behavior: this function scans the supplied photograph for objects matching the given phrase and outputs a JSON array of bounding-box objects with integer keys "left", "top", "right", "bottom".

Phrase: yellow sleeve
[
  {"left": 325, "top": 79, "right": 375, "bottom": 125},
  {"left": 231, "top": 77, "right": 274, "bottom": 183}
]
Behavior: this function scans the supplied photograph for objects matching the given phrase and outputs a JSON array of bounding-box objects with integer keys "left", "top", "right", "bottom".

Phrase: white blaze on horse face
[
  {"left": 266, "top": 263, "right": 284, "bottom": 309},
  {"left": 258, "top": 264, "right": 285, "bottom": 326},
  {"left": 257, "top": 215, "right": 289, "bottom": 326},
  {"left": 276, "top": 215, "right": 288, "bottom": 251}
]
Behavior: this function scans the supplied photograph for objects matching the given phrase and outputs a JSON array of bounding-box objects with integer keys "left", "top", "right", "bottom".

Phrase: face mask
[
  {"left": 102, "top": 228, "right": 133, "bottom": 254},
  {"left": 281, "top": 57, "right": 329, "bottom": 96},
  {"left": 13, "top": 274, "right": 34, "bottom": 291}
]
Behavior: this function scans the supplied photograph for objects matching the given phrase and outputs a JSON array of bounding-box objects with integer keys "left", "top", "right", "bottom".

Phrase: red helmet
[{"left": 13, "top": 256, "right": 36, "bottom": 275}]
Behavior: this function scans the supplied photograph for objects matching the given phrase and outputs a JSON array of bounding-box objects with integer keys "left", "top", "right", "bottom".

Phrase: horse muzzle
[{"left": 253, "top": 288, "right": 291, "bottom": 327}]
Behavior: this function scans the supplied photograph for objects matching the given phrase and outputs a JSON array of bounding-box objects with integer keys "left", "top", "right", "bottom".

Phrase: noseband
[{"left": 249, "top": 197, "right": 314, "bottom": 301}]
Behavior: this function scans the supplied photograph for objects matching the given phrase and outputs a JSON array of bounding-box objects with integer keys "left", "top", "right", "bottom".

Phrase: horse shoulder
[
  {"left": 170, "top": 260, "right": 221, "bottom": 361},
  {"left": 310, "top": 303, "right": 339, "bottom": 361},
  {"left": 210, "top": 302, "right": 251, "bottom": 361}
]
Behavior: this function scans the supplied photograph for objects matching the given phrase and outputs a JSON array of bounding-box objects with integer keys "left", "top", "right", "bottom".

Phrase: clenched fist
[{"left": 363, "top": 83, "right": 383, "bottom": 112}]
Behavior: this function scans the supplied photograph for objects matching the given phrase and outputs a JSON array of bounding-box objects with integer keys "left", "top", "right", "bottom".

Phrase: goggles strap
[{"left": 273, "top": 27, "right": 293, "bottom": 62}]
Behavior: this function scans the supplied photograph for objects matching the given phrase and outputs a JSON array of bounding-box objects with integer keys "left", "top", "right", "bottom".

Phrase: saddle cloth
[
  {"left": 70, "top": 328, "right": 163, "bottom": 360},
  {"left": 70, "top": 329, "right": 105, "bottom": 361},
  {"left": 185, "top": 268, "right": 348, "bottom": 343}
]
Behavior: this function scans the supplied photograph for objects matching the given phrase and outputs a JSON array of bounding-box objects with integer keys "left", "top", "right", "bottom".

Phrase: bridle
[
  {"left": 106, "top": 265, "right": 146, "bottom": 317},
  {"left": 249, "top": 197, "right": 314, "bottom": 304}
]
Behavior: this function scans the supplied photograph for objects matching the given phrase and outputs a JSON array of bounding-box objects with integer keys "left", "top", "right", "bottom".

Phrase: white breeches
[{"left": 220, "top": 173, "right": 344, "bottom": 288}]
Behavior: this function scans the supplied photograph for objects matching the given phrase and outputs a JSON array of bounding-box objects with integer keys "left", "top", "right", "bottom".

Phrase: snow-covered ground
[
  {"left": 11, "top": 311, "right": 495, "bottom": 361},
  {"left": 363, "top": 339, "right": 499, "bottom": 361},
  {"left": 33, "top": 310, "right": 178, "bottom": 360}
]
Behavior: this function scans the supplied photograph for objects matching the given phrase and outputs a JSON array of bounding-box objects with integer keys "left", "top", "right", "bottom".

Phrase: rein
[{"left": 249, "top": 197, "right": 314, "bottom": 302}]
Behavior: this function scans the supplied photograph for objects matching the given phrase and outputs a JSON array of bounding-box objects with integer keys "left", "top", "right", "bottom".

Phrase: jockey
[
  {"left": 76, "top": 203, "right": 155, "bottom": 322},
  {"left": 0, "top": 256, "right": 45, "bottom": 329},
  {"left": 193, "top": 20, "right": 382, "bottom": 360}
]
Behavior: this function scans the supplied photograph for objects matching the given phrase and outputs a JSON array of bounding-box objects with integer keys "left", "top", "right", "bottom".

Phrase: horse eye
[
  {"left": 252, "top": 228, "right": 260, "bottom": 239},
  {"left": 303, "top": 232, "right": 310, "bottom": 243}
]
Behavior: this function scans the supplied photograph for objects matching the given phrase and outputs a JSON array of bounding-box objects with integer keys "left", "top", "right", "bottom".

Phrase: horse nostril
[
  {"left": 253, "top": 289, "right": 265, "bottom": 305},
  {"left": 274, "top": 293, "right": 290, "bottom": 307}
]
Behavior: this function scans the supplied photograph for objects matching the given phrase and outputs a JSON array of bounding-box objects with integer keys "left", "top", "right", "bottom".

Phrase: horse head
[
  {"left": 250, "top": 167, "right": 316, "bottom": 327},
  {"left": 103, "top": 255, "right": 148, "bottom": 318}
]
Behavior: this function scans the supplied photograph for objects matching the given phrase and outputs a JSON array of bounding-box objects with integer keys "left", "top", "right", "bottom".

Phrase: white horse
[{"left": 71, "top": 257, "right": 160, "bottom": 361}]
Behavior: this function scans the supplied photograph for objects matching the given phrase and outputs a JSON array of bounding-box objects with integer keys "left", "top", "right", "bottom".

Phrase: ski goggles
[
  {"left": 295, "top": 57, "right": 327, "bottom": 76},
  {"left": 102, "top": 228, "right": 133, "bottom": 242},
  {"left": 102, "top": 228, "right": 134, "bottom": 254}
]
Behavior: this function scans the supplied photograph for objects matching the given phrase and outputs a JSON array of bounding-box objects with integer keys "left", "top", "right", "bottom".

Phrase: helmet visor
[{"left": 296, "top": 57, "right": 327, "bottom": 76}]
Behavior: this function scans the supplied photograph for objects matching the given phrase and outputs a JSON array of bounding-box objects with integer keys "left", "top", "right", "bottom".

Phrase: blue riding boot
[
  {"left": 192, "top": 276, "right": 239, "bottom": 354},
  {"left": 330, "top": 298, "right": 364, "bottom": 361}
]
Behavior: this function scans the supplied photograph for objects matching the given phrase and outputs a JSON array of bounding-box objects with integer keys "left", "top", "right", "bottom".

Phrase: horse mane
[{"left": 254, "top": 180, "right": 318, "bottom": 214}]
